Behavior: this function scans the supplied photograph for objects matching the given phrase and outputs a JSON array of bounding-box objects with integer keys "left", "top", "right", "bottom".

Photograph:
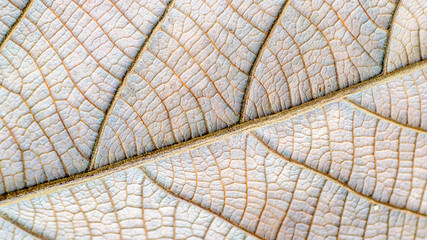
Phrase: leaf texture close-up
[{"left": 0, "top": 0, "right": 426, "bottom": 239}]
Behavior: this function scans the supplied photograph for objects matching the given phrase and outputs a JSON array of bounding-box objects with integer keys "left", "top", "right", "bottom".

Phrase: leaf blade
[
  {"left": 143, "top": 133, "right": 427, "bottom": 238},
  {"left": 92, "top": 0, "right": 286, "bottom": 169},
  {"left": 0, "top": 168, "right": 260, "bottom": 239},
  {"left": 0, "top": 60, "right": 426, "bottom": 207},
  {"left": 0, "top": 0, "right": 169, "bottom": 194}
]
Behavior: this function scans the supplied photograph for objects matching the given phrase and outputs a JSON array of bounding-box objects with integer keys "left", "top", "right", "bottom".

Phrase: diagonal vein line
[
  {"left": 0, "top": 59, "right": 425, "bottom": 209},
  {"left": 345, "top": 99, "right": 427, "bottom": 134},
  {"left": 138, "top": 167, "right": 263, "bottom": 240},
  {"left": 0, "top": 213, "right": 46, "bottom": 240},
  {"left": 88, "top": 0, "right": 176, "bottom": 170},
  {"left": 239, "top": 0, "right": 291, "bottom": 122},
  {"left": 0, "top": 0, "right": 36, "bottom": 53},
  {"left": 382, "top": 0, "right": 402, "bottom": 73},
  {"left": 250, "top": 133, "right": 427, "bottom": 220}
]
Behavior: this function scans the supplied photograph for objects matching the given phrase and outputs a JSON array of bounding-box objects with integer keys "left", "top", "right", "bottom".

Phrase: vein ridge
[
  {"left": 0, "top": 54, "right": 425, "bottom": 210},
  {"left": 239, "top": 0, "right": 291, "bottom": 122},
  {"left": 0, "top": 0, "right": 36, "bottom": 52},
  {"left": 0, "top": 212, "right": 46, "bottom": 240},
  {"left": 250, "top": 132, "right": 427, "bottom": 220},
  {"left": 88, "top": 0, "right": 176, "bottom": 170},
  {"left": 138, "top": 167, "right": 262, "bottom": 240},
  {"left": 345, "top": 99, "right": 427, "bottom": 134},
  {"left": 382, "top": 0, "right": 403, "bottom": 73}
]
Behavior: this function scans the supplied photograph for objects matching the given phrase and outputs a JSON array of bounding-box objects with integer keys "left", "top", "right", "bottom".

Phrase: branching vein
[
  {"left": 88, "top": 0, "right": 177, "bottom": 170},
  {"left": 250, "top": 132, "right": 427, "bottom": 220},
  {"left": 345, "top": 99, "right": 427, "bottom": 134},
  {"left": 0, "top": 59, "right": 425, "bottom": 210},
  {"left": 0, "top": 0, "right": 35, "bottom": 52},
  {"left": 138, "top": 167, "right": 262, "bottom": 240},
  {"left": 239, "top": 0, "right": 291, "bottom": 122},
  {"left": 0, "top": 212, "right": 46, "bottom": 240}
]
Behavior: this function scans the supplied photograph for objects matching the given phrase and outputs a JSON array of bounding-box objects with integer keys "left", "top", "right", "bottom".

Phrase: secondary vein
[
  {"left": 239, "top": 0, "right": 291, "bottom": 122},
  {"left": 139, "top": 167, "right": 263, "bottom": 240},
  {"left": 88, "top": 0, "right": 177, "bottom": 170},
  {"left": 250, "top": 132, "right": 427, "bottom": 220},
  {"left": 0, "top": 0, "right": 36, "bottom": 52},
  {"left": 345, "top": 99, "right": 427, "bottom": 134},
  {"left": 0, "top": 58, "right": 425, "bottom": 212}
]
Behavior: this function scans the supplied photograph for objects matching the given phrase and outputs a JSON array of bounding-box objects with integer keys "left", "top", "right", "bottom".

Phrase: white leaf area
[{"left": 0, "top": 0, "right": 426, "bottom": 239}]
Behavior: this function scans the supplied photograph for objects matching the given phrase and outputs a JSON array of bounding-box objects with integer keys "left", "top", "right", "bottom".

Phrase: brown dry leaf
[{"left": 0, "top": 0, "right": 426, "bottom": 239}]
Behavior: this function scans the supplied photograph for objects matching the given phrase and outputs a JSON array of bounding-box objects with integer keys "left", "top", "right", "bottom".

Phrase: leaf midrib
[
  {"left": 0, "top": 0, "right": 425, "bottom": 223},
  {"left": 0, "top": 58, "right": 425, "bottom": 211}
]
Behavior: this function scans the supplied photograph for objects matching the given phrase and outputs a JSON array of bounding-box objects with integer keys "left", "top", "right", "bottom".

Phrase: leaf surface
[
  {"left": 385, "top": 0, "right": 426, "bottom": 72},
  {"left": 143, "top": 129, "right": 426, "bottom": 239},
  {"left": 0, "top": 0, "right": 28, "bottom": 43},
  {"left": 242, "top": 0, "right": 396, "bottom": 120},
  {"left": 0, "top": 0, "right": 168, "bottom": 193},
  {"left": 92, "top": 0, "right": 285, "bottom": 168},
  {"left": 348, "top": 62, "right": 427, "bottom": 131},
  {"left": 0, "top": 216, "right": 37, "bottom": 240},
  {"left": 0, "top": 0, "right": 426, "bottom": 238},
  {"left": 0, "top": 168, "right": 258, "bottom": 239}
]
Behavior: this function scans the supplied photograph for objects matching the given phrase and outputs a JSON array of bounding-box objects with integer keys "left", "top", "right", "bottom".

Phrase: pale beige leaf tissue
[{"left": 0, "top": 0, "right": 426, "bottom": 239}]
